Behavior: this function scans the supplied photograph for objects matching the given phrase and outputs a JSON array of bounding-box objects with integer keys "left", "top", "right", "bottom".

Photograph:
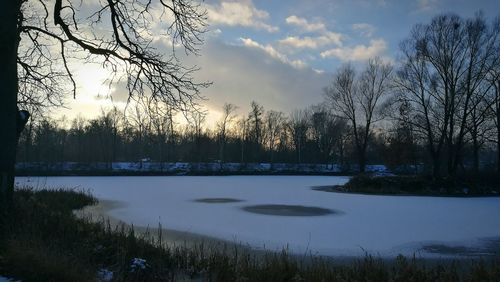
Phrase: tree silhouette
[
  {"left": 324, "top": 58, "right": 392, "bottom": 173},
  {"left": 217, "top": 103, "right": 237, "bottom": 164},
  {"left": 395, "top": 13, "right": 500, "bottom": 178},
  {"left": 0, "top": 0, "right": 208, "bottom": 204}
]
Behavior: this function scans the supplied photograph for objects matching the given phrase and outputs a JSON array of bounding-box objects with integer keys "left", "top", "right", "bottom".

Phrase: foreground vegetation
[{"left": 0, "top": 188, "right": 499, "bottom": 281}]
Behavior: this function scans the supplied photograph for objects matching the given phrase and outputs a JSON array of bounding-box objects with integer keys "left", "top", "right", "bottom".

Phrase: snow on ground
[
  {"left": 15, "top": 176, "right": 500, "bottom": 258},
  {"left": 0, "top": 276, "right": 20, "bottom": 282}
]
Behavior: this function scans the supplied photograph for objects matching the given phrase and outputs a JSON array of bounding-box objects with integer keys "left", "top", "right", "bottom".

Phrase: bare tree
[
  {"left": 216, "top": 103, "right": 238, "bottom": 164},
  {"left": 325, "top": 58, "right": 392, "bottom": 172},
  {"left": 384, "top": 100, "right": 419, "bottom": 172},
  {"left": 125, "top": 97, "right": 151, "bottom": 160},
  {"left": 188, "top": 110, "right": 206, "bottom": 162},
  {"left": 395, "top": 13, "right": 500, "bottom": 177},
  {"left": 235, "top": 117, "right": 249, "bottom": 164},
  {"left": 146, "top": 98, "right": 177, "bottom": 164},
  {"left": 288, "top": 109, "right": 309, "bottom": 163},
  {"left": 488, "top": 63, "right": 500, "bottom": 172},
  {"left": 97, "top": 107, "right": 122, "bottom": 167},
  {"left": 394, "top": 25, "right": 446, "bottom": 178},
  {"left": 0, "top": 0, "right": 208, "bottom": 202},
  {"left": 309, "top": 105, "right": 345, "bottom": 164},
  {"left": 450, "top": 14, "right": 499, "bottom": 174},
  {"left": 247, "top": 101, "right": 264, "bottom": 161},
  {"left": 68, "top": 115, "right": 87, "bottom": 162},
  {"left": 466, "top": 86, "right": 494, "bottom": 173},
  {"left": 264, "top": 110, "right": 286, "bottom": 163}
]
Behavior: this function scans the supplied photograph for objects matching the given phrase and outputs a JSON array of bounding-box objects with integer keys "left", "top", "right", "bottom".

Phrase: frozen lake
[{"left": 16, "top": 176, "right": 500, "bottom": 259}]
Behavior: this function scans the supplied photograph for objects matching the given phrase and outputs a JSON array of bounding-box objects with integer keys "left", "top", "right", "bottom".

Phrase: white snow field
[{"left": 15, "top": 176, "right": 500, "bottom": 258}]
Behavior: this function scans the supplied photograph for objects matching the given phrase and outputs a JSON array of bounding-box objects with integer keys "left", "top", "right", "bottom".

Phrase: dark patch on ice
[
  {"left": 194, "top": 198, "right": 244, "bottom": 203},
  {"left": 312, "top": 185, "right": 345, "bottom": 193},
  {"left": 422, "top": 245, "right": 476, "bottom": 256},
  {"left": 242, "top": 204, "right": 337, "bottom": 216},
  {"left": 422, "top": 238, "right": 500, "bottom": 258}
]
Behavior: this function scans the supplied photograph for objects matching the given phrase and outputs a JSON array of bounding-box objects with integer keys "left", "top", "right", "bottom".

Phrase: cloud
[
  {"left": 206, "top": 0, "right": 278, "bottom": 32},
  {"left": 352, "top": 23, "right": 376, "bottom": 37},
  {"left": 240, "top": 37, "right": 307, "bottom": 69},
  {"left": 417, "top": 0, "right": 438, "bottom": 11},
  {"left": 320, "top": 39, "right": 388, "bottom": 61},
  {"left": 181, "top": 39, "right": 330, "bottom": 117},
  {"left": 66, "top": 38, "right": 328, "bottom": 123},
  {"left": 279, "top": 36, "right": 318, "bottom": 49},
  {"left": 285, "top": 15, "right": 326, "bottom": 33},
  {"left": 313, "top": 68, "right": 325, "bottom": 74},
  {"left": 278, "top": 31, "right": 343, "bottom": 49},
  {"left": 281, "top": 15, "right": 343, "bottom": 50}
]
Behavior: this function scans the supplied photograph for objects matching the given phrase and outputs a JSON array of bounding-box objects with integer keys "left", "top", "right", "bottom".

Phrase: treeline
[
  {"left": 16, "top": 103, "right": 373, "bottom": 166},
  {"left": 17, "top": 13, "right": 500, "bottom": 178}
]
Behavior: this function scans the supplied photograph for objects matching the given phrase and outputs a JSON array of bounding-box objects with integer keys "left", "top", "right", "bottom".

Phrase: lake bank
[
  {"left": 29, "top": 175, "right": 499, "bottom": 260},
  {"left": 76, "top": 199, "right": 500, "bottom": 265}
]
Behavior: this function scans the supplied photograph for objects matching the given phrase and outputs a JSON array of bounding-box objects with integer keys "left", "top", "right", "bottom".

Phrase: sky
[{"left": 56, "top": 0, "right": 500, "bottom": 126}]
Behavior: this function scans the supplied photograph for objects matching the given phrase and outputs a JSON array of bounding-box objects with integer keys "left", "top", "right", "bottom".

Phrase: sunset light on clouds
[{"left": 57, "top": 0, "right": 499, "bottom": 126}]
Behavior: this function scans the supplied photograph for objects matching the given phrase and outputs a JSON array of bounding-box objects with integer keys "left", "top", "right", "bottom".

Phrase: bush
[
  {"left": 344, "top": 175, "right": 428, "bottom": 194},
  {"left": 343, "top": 174, "right": 500, "bottom": 196}
]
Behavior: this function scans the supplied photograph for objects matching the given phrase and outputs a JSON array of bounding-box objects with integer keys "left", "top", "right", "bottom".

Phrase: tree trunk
[
  {"left": 358, "top": 151, "right": 366, "bottom": 173},
  {"left": 0, "top": 1, "right": 20, "bottom": 206},
  {"left": 497, "top": 128, "right": 500, "bottom": 174},
  {"left": 339, "top": 138, "right": 344, "bottom": 168},
  {"left": 472, "top": 131, "right": 479, "bottom": 174},
  {"left": 297, "top": 138, "right": 301, "bottom": 163},
  {"left": 497, "top": 84, "right": 500, "bottom": 174},
  {"left": 240, "top": 140, "right": 244, "bottom": 164},
  {"left": 432, "top": 157, "right": 441, "bottom": 180},
  {"left": 446, "top": 140, "right": 454, "bottom": 177},
  {"left": 496, "top": 96, "right": 500, "bottom": 174},
  {"left": 357, "top": 140, "right": 367, "bottom": 173}
]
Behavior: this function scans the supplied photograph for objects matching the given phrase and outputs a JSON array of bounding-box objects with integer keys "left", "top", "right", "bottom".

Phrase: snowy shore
[{"left": 16, "top": 175, "right": 500, "bottom": 259}]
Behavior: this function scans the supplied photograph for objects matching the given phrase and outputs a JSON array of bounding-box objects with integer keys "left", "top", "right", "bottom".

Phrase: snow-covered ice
[{"left": 15, "top": 176, "right": 500, "bottom": 258}]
